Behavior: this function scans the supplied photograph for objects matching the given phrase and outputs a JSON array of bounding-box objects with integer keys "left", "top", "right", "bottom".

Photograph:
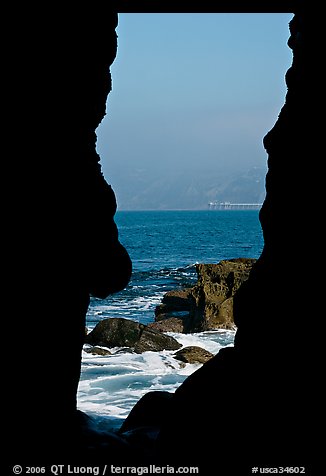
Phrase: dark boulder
[
  {"left": 134, "top": 327, "right": 182, "bottom": 353},
  {"left": 85, "top": 317, "right": 182, "bottom": 353},
  {"left": 85, "top": 317, "right": 141, "bottom": 348}
]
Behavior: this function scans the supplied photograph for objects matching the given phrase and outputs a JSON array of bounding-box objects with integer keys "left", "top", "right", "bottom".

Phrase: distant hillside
[{"left": 113, "top": 165, "right": 267, "bottom": 210}]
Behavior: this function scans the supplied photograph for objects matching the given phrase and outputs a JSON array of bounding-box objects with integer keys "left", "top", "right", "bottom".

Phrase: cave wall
[
  {"left": 233, "top": 5, "right": 315, "bottom": 463},
  {"left": 7, "top": 8, "right": 131, "bottom": 459},
  {"left": 155, "top": 5, "right": 315, "bottom": 471},
  {"left": 234, "top": 9, "right": 310, "bottom": 362}
]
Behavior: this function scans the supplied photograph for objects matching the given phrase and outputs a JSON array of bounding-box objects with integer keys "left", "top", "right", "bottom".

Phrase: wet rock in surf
[
  {"left": 155, "top": 258, "right": 256, "bottom": 332},
  {"left": 173, "top": 346, "right": 214, "bottom": 364},
  {"left": 85, "top": 317, "right": 182, "bottom": 353},
  {"left": 134, "top": 326, "right": 182, "bottom": 353},
  {"left": 85, "top": 317, "right": 140, "bottom": 347},
  {"left": 83, "top": 346, "right": 112, "bottom": 356},
  {"left": 155, "top": 288, "right": 193, "bottom": 319},
  {"left": 147, "top": 317, "right": 185, "bottom": 333}
]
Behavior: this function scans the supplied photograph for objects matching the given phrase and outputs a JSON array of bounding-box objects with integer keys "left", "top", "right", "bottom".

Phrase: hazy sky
[{"left": 96, "top": 13, "right": 293, "bottom": 210}]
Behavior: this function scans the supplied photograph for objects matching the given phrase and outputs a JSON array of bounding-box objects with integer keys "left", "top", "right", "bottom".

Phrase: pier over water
[{"left": 208, "top": 201, "right": 262, "bottom": 210}]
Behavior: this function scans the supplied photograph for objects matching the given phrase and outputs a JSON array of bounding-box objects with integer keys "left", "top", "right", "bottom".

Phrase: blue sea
[{"left": 77, "top": 210, "right": 264, "bottom": 429}]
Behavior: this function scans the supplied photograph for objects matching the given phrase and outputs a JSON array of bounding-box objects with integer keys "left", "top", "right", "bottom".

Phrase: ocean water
[{"left": 77, "top": 210, "right": 264, "bottom": 430}]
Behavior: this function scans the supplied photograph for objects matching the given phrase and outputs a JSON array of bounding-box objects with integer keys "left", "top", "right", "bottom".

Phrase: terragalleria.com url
[{"left": 109, "top": 467, "right": 198, "bottom": 475}]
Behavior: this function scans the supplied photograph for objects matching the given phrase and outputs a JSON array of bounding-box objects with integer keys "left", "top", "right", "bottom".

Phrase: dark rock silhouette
[
  {"left": 119, "top": 391, "right": 174, "bottom": 435},
  {"left": 6, "top": 7, "right": 132, "bottom": 464},
  {"left": 118, "top": 391, "right": 174, "bottom": 460},
  {"left": 155, "top": 6, "right": 315, "bottom": 473}
]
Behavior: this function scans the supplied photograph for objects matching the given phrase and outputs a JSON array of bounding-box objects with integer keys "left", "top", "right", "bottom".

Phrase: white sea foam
[
  {"left": 77, "top": 329, "right": 235, "bottom": 429},
  {"left": 88, "top": 293, "right": 165, "bottom": 318},
  {"left": 167, "top": 329, "right": 236, "bottom": 354}
]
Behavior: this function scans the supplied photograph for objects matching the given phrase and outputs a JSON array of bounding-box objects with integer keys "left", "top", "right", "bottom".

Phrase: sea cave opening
[{"left": 77, "top": 12, "right": 293, "bottom": 430}]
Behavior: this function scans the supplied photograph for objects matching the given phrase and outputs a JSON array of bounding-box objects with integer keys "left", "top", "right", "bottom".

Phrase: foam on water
[
  {"left": 167, "top": 329, "right": 235, "bottom": 354},
  {"left": 86, "top": 264, "right": 199, "bottom": 324},
  {"left": 77, "top": 329, "right": 235, "bottom": 429}
]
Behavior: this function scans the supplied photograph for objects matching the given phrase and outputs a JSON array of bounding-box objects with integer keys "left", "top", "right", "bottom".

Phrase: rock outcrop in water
[
  {"left": 153, "top": 258, "right": 255, "bottom": 332},
  {"left": 85, "top": 317, "right": 182, "bottom": 353}
]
